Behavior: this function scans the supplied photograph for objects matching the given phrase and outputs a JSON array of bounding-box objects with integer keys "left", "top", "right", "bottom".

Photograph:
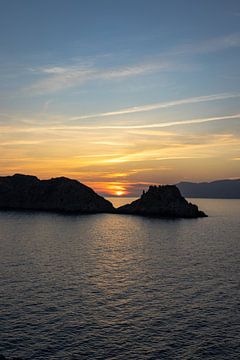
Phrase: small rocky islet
[
  {"left": 117, "top": 185, "right": 207, "bottom": 218},
  {"left": 0, "top": 174, "right": 207, "bottom": 218}
]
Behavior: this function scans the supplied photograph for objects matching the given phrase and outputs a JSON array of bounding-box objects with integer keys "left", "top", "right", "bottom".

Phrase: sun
[{"left": 115, "top": 190, "right": 124, "bottom": 196}]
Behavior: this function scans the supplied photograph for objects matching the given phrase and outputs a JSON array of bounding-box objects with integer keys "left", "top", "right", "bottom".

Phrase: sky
[{"left": 0, "top": 0, "right": 239, "bottom": 196}]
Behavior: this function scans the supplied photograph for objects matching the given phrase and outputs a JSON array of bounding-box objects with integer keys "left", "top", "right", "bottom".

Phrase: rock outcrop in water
[
  {"left": 117, "top": 185, "right": 207, "bottom": 218},
  {"left": 0, "top": 174, "right": 114, "bottom": 213}
]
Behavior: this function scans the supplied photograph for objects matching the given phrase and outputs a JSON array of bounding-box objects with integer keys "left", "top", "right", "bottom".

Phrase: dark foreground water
[{"left": 0, "top": 199, "right": 240, "bottom": 360}]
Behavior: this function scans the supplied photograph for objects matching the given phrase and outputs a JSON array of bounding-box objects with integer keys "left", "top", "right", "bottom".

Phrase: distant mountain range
[{"left": 176, "top": 179, "right": 240, "bottom": 199}]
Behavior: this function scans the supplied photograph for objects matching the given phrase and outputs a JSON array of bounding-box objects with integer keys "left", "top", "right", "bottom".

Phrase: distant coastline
[
  {"left": 106, "top": 179, "right": 240, "bottom": 199},
  {"left": 176, "top": 179, "right": 240, "bottom": 199}
]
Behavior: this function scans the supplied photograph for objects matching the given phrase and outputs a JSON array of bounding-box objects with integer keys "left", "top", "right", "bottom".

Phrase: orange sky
[
  {"left": 0, "top": 2, "right": 240, "bottom": 196},
  {"left": 1, "top": 109, "right": 239, "bottom": 196}
]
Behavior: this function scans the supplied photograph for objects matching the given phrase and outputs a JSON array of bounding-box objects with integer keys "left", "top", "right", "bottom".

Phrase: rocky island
[
  {"left": 0, "top": 174, "right": 114, "bottom": 213},
  {"left": 117, "top": 185, "right": 207, "bottom": 218},
  {"left": 0, "top": 174, "right": 207, "bottom": 218}
]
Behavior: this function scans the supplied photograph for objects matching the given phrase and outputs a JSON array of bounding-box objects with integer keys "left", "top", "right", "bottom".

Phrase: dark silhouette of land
[
  {"left": 118, "top": 185, "right": 207, "bottom": 218},
  {"left": 176, "top": 179, "right": 240, "bottom": 198},
  {"left": 0, "top": 174, "right": 114, "bottom": 213},
  {"left": 0, "top": 174, "right": 207, "bottom": 218}
]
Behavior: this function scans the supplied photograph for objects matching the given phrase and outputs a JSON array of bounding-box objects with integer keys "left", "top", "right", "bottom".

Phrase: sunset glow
[
  {"left": 1, "top": 2, "right": 240, "bottom": 359},
  {"left": 115, "top": 191, "right": 125, "bottom": 197},
  {"left": 0, "top": 1, "right": 239, "bottom": 196}
]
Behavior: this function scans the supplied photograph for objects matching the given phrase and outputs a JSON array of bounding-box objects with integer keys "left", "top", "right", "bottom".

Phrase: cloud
[
  {"left": 99, "top": 132, "right": 240, "bottom": 165},
  {"left": 94, "top": 113, "right": 240, "bottom": 130},
  {"left": 68, "top": 93, "right": 240, "bottom": 121},
  {"left": 58, "top": 113, "right": 240, "bottom": 131},
  {"left": 172, "top": 33, "right": 240, "bottom": 55},
  {"left": 24, "top": 32, "right": 240, "bottom": 95},
  {"left": 1, "top": 112, "right": 239, "bottom": 135},
  {"left": 0, "top": 140, "right": 43, "bottom": 146},
  {"left": 41, "top": 67, "right": 68, "bottom": 74},
  {"left": 27, "top": 61, "right": 171, "bottom": 94}
]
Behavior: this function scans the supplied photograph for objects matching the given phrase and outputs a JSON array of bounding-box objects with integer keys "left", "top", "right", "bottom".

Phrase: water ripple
[{"left": 0, "top": 200, "right": 240, "bottom": 359}]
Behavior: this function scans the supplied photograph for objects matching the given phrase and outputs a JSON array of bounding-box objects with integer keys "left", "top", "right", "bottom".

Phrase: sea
[{"left": 0, "top": 198, "right": 239, "bottom": 360}]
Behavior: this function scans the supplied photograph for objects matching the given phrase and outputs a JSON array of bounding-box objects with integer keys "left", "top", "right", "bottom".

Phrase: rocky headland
[
  {"left": 117, "top": 185, "right": 207, "bottom": 218},
  {"left": 0, "top": 174, "right": 114, "bottom": 213}
]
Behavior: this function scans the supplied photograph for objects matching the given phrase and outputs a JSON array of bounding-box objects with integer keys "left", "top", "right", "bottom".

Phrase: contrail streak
[{"left": 68, "top": 93, "right": 240, "bottom": 121}]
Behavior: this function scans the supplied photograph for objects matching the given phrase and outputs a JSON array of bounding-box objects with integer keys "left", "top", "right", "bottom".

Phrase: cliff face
[
  {"left": 117, "top": 185, "right": 207, "bottom": 218},
  {"left": 0, "top": 174, "right": 114, "bottom": 213}
]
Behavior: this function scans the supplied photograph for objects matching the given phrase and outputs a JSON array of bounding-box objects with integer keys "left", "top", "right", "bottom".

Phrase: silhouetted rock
[
  {"left": 0, "top": 174, "right": 114, "bottom": 213},
  {"left": 117, "top": 185, "right": 207, "bottom": 218},
  {"left": 176, "top": 179, "right": 240, "bottom": 198}
]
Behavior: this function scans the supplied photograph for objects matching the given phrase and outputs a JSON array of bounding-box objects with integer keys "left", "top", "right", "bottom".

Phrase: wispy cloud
[
  {"left": 94, "top": 113, "right": 240, "bottom": 130},
  {"left": 0, "top": 113, "right": 239, "bottom": 134},
  {"left": 27, "top": 61, "right": 171, "bottom": 94},
  {"left": 2, "top": 92, "right": 239, "bottom": 130},
  {"left": 24, "top": 32, "right": 240, "bottom": 95},
  {"left": 68, "top": 93, "right": 240, "bottom": 121},
  {"left": 100, "top": 133, "right": 240, "bottom": 165},
  {"left": 0, "top": 140, "right": 43, "bottom": 146},
  {"left": 172, "top": 33, "right": 240, "bottom": 55}
]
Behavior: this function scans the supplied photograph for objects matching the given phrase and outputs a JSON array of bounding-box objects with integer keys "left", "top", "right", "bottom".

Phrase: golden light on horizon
[
  {"left": 115, "top": 190, "right": 124, "bottom": 196},
  {"left": 1, "top": 112, "right": 239, "bottom": 195},
  {"left": 84, "top": 181, "right": 129, "bottom": 196},
  {"left": 106, "top": 182, "right": 128, "bottom": 196}
]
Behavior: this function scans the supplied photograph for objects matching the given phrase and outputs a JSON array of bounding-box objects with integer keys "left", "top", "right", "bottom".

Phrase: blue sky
[{"left": 0, "top": 0, "right": 239, "bottom": 195}]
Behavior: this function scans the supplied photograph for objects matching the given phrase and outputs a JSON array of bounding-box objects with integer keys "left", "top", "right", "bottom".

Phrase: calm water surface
[{"left": 0, "top": 199, "right": 239, "bottom": 359}]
